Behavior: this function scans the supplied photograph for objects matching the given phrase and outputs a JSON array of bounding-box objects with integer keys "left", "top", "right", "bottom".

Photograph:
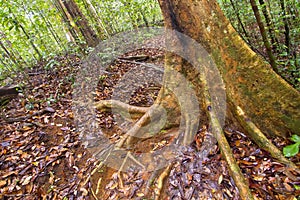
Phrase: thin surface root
[
  {"left": 116, "top": 104, "right": 162, "bottom": 148},
  {"left": 95, "top": 99, "right": 149, "bottom": 120},
  {"left": 154, "top": 163, "right": 173, "bottom": 200}
]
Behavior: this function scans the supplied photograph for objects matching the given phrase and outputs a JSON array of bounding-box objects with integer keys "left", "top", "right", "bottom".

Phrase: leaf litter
[{"left": 0, "top": 42, "right": 299, "bottom": 200}]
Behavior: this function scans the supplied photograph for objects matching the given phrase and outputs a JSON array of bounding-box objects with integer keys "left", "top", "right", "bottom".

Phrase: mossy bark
[
  {"left": 158, "top": 0, "right": 300, "bottom": 138},
  {"left": 157, "top": 0, "right": 299, "bottom": 199}
]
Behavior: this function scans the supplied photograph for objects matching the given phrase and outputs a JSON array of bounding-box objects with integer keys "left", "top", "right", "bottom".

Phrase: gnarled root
[
  {"left": 154, "top": 163, "right": 173, "bottom": 200},
  {"left": 201, "top": 75, "right": 255, "bottom": 200},
  {"left": 95, "top": 99, "right": 148, "bottom": 120},
  {"left": 115, "top": 103, "right": 167, "bottom": 148}
]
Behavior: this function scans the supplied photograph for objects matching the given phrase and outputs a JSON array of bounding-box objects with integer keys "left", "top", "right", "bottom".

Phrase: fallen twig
[{"left": 1, "top": 107, "right": 55, "bottom": 123}]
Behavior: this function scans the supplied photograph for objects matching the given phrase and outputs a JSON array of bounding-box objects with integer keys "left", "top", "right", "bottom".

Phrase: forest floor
[{"left": 0, "top": 38, "right": 300, "bottom": 200}]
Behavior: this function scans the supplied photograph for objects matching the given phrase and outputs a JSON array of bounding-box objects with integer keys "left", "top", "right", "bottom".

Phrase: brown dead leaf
[
  {"left": 283, "top": 183, "right": 293, "bottom": 192},
  {"left": 21, "top": 175, "right": 33, "bottom": 186},
  {"left": 0, "top": 180, "right": 7, "bottom": 188},
  {"left": 22, "top": 126, "right": 32, "bottom": 131},
  {"left": 252, "top": 175, "right": 264, "bottom": 182},
  {"left": 2, "top": 170, "right": 17, "bottom": 178},
  {"left": 44, "top": 107, "right": 55, "bottom": 113}
]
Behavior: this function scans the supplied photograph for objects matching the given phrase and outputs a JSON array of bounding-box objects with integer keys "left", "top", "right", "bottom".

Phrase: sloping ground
[{"left": 0, "top": 46, "right": 299, "bottom": 199}]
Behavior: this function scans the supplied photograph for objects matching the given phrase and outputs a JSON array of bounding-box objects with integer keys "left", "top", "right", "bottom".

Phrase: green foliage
[
  {"left": 0, "top": 0, "right": 70, "bottom": 75},
  {"left": 283, "top": 134, "right": 300, "bottom": 157},
  {"left": 219, "top": 0, "right": 300, "bottom": 89},
  {"left": 0, "top": 0, "right": 162, "bottom": 83},
  {"left": 44, "top": 59, "right": 60, "bottom": 70}
]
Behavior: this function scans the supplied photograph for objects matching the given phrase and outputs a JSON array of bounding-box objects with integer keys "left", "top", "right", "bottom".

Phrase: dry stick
[
  {"left": 117, "top": 58, "right": 164, "bottom": 71},
  {"left": 118, "top": 55, "right": 149, "bottom": 61},
  {"left": 1, "top": 107, "right": 55, "bottom": 123},
  {"left": 233, "top": 104, "right": 298, "bottom": 170},
  {"left": 90, "top": 189, "right": 100, "bottom": 200},
  {"left": 88, "top": 151, "right": 112, "bottom": 199},
  {"left": 95, "top": 177, "right": 102, "bottom": 195},
  {"left": 200, "top": 74, "right": 254, "bottom": 200}
]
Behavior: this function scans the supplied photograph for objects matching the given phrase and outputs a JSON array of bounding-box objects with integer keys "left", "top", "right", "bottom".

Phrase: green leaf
[
  {"left": 294, "top": 185, "right": 300, "bottom": 190},
  {"left": 283, "top": 143, "right": 300, "bottom": 157},
  {"left": 290, "top": 135, "right": 300, "bottom": 143}
]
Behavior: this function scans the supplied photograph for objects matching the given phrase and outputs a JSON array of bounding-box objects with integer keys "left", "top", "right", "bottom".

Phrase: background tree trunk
[
  {"left": 279, "top": 0, "right": 291, "bottom": 55},
  {"left": 82, "top": 0, "right": 109, "bottom": 39},
  {"left": 229, "top": 0, "right": 251, "bottom": 44},
  {"left": 60, "top": 0, "right": 100, "bottom": 47},
  {"left": 53, "top": 0, "right": 81, "bottom": 45},
  {"left": 249, "top": 0, "right": 278, "bottom": 73},
  {"left": 258, "top": 0, "right": 279, "bottom": 52}
]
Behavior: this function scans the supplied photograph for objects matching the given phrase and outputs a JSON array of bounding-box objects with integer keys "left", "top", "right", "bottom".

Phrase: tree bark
[
  {"left": 81, "top": 0, "right": 299, "bottom": 198},
  {"left": 82, "top": 0, "right": 109, "bottom": 39},
  {"left": 155, "top": 0, "right": 300, "bottom": 198},
  {"left": 60, "top": 0, "right": 100, "bottom": 47},
  {"left": 258, "top": 0, "right": 279, "bottom": 52},
  {"left": 249, "top": 0, "right": 278, "bottom": 73},
  {"left": 279, "top": 0, "right": 291, "bottom": 55},
  {"left": 53, "top": 0, "right": 81, "bottom": 45},
  {"left": 157, "top": 0, "right": 300, "bottom": 137}
]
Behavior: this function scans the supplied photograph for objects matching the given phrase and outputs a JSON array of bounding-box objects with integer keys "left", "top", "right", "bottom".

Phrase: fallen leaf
[
  {"left": 218, "top": 174, "right": 223, "bottom": 184},
  {"left": 45, "top": 107, "right": 55, "bottom": 113},
  {"left": 21, "top": 175, "right": 32, "bottom": 186},
  {"left": 80, "top": 187, "right": 88, "bottom": 196},
  {"left": 0, "top": 180, "right": 7, "bottom": 187}
]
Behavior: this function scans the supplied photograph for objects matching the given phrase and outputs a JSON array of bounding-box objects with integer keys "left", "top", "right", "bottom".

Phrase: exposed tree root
[
  {"left": 0, "top": 86, "right": 20, "bottom": 103},
  {"left": 154, "top": 163, "right": 173, "bottom": 200},
  {"left": 95, "top": 99, "right": 148, "bottom": 120},
  {"left": 208, "top": 113, "right": 254, "bottom": 200},
  {"left": 115, "top": 104, "right": 162, "bottom": 148},
  {"left": 145, "top": 167, "right": 165, "bottom": 196},
  {"left": 201, "top": 74, "right": 255, "bottom": 200},
  {"left": 93, "top": 74, "right": 298, "bottom": 200},
  {"left": 233, "top": 103, "right": 298, "bottom": 170}
]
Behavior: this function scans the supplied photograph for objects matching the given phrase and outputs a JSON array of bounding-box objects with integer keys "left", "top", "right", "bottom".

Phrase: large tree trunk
[
  {"left": 158, "top": 0, "right": 300, "bottom": 138},
  {"left": 78, "top": 0, "right": 299, "bottom": 199},
  {"left": 155, "top": 0, "right": 299, "bottom": 199}
]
